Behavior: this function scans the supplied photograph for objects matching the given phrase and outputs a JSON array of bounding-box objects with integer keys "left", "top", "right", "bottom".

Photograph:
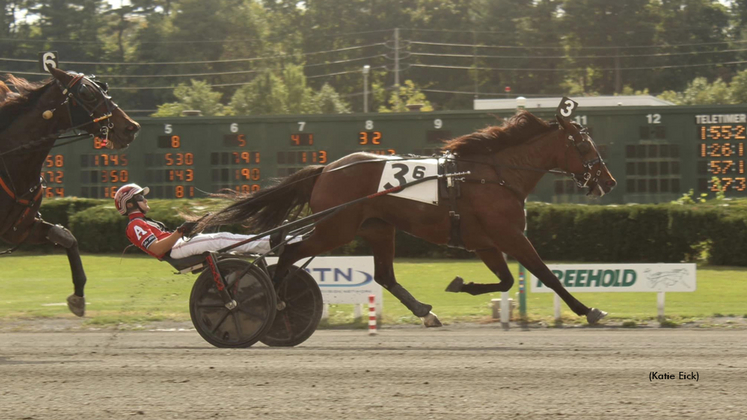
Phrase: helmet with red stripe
[{"left": 114, "top": 183, "right": 150, "bottom": 215}]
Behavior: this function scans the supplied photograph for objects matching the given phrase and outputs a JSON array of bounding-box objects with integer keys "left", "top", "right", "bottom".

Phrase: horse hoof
[
  {"left": 422, "top": 312, "right": 442, "bottom": 328},
  {"left": 445, "top": 276, "right": 464, "bottom": 293},
  {"left": 586, "top": 308, "right": 607, "bottom": 324},
  {"left": 67, "top": 294, "right": 85, "bottom": 317}
]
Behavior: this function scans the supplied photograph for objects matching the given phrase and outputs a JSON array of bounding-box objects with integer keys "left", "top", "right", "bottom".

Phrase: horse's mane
[
  {"left": 441, "top": 110, "right": 555, "bottom": 156},
  {"left": 0, "top": 75, "right": 52, "bottom": 135}
]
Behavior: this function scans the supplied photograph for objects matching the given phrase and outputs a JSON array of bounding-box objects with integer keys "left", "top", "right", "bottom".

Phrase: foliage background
[
  {"left": 3, "top": 0, "right": 747, "bottom": 115},
  {"left": 30, "top": 197, "right": 747, "bottom": 266}
]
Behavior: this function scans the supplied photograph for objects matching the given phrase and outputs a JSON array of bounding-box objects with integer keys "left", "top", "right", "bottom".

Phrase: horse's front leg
[
  {"left": 358, "top": 219, "right": 441, "bottom": 327},
  {"left": 446, "top": 247, "right": 515, "bottom": 295},
  {"left": 26, "top": 221, "right": 87, "bottom": 317},
  {"left": 501, "top": 231, "right": 606, "bottom": 324}
]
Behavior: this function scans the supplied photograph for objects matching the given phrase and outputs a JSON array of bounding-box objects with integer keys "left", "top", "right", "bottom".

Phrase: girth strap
[
  {"left": 0, "top": 174, "right": 43, "bottom": 207},
  {"left": 0, "top": 175, "right": 44, "bottom": 238}
]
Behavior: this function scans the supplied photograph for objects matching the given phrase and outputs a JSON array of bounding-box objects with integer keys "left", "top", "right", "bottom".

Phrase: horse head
[
  {"left": 48, "top": 67, "right": 140, "bottom": 150},
  {"left": 555, "top": 115, "right": 617, "bottom": 197}
]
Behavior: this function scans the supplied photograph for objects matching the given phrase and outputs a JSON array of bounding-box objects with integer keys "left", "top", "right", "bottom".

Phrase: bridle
[
  {"left": 561, "top": 124, "right": 607, "bottom": 190},
  {"left": 54, "top": 73, "right": 118, "bottom": 144},
  {"left": 0, "top": 73, "right": 119, "bottom": 158}
]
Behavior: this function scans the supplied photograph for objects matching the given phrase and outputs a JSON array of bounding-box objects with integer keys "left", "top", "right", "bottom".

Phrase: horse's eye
[
  {"left": 78, "top": 84, "right": 97, "bottom": 102},
  {"left": 577, "top": 140, "right": 591, "bottom": 154}
]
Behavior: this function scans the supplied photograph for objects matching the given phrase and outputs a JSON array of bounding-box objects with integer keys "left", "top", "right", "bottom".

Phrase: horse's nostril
[{"left": 606, "top": 180, "right": 617, "bottom": 189}]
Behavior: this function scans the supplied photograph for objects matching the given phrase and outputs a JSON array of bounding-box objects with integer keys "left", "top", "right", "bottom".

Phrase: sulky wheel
[
  {"left": 189, "top": 259, "right": 276, "bottom": 348},
  {"left": 260, "top": 264, "right": 323, "bottom": 347}
]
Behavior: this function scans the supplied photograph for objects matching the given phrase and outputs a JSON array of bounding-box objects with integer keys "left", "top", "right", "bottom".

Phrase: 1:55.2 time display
[{"left": 699, "top": 124, "right": 747, "bottom": 140}]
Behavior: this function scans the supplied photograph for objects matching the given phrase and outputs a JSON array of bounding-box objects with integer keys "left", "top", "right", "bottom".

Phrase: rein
[{"left": 205, "top": 122, "right": 608, "bottom": 232}]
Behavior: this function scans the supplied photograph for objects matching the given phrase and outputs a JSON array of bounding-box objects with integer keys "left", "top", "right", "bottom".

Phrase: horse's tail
[{"left": 198, "top": 165, "right": 326, "bottom": 233}]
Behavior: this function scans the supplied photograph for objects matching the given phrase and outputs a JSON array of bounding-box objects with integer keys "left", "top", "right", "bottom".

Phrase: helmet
[{"left": 114, "top": 183, "right": 150, "bottom": 215}]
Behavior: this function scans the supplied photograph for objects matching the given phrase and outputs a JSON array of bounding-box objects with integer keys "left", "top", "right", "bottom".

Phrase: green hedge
[{"left": 30, "top": 197, "right": 747, "bottom": 266}]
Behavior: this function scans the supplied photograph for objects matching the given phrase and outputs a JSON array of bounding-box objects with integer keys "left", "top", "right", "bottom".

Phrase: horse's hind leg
[
  {"left": 26, "top": 221, "right": 86, "bottom": 317},
  {"left": 445, "top": 248, "right": 514, "bottom": 295},
  {"left": 358, "top": 219, "right": 441, "bottom": 327}
]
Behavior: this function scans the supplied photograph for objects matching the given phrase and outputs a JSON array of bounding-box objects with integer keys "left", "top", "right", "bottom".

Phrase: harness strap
[
  {"left": 463, "top": 177, "right": 525, "bottom": 203},
  {"left": 0, "top": 173, "right": 19, "bottom": 202},
  {"left": 0, "top": 216, "right": 43, "bottom": 255},
  {"left": 0, "top": 174, "right": 43, "bottom": 207},
  {"left": 442, "top": 157, "right": 465, "bottom": 249},
  {"left": 0, "top": 173, "right": 43, "bottom": 237}
]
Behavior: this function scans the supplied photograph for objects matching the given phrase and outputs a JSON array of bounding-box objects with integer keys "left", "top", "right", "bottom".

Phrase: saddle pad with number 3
[{"left": 376, "top": 158, "right": 439, "bottom": 205}]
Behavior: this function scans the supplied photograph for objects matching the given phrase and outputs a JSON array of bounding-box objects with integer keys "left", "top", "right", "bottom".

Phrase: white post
[
  {"left": 657, "top": 291, "right": 665, "bottom": 320},
  {"left": 322, "top": 303, "right": 329, "bottom": 321},
  {"left": 500, "top": 292, "right": 510, "bottom": 329},
  {"left": 353, "top": 303, "right": 362, "bottom": 319},
  {"left": 368, "top": 294, "right": 377, "bottom": 335},
  {"left": 362, "top": 65, "right": 370, "bottom": 113},
  {"left": 554, "top": 294, "right": 561, "bottom": 322}
]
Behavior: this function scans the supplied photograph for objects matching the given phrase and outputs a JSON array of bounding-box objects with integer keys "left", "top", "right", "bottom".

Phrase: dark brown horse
[
  {"left": 200, "top": 111, "right": 616, "bottom": 325},
  {"left": 0, "top": 68, "right": 140, "bottom": 316}
]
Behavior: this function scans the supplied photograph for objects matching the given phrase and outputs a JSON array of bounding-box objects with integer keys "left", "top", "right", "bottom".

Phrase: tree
[
  {"left": 230, "top": 68, "right": 350, "bottom": 115},
  {"left": 314, "top": 83, "right": 351, "bottom": 114},
  {"left": 648, "top": 0, "right": 732, "bottom": 92},
  {"left": 559, "top": 0, "right": 660, "bottom": 94},
  {"left": 25, "top": 0, "right": 108, "bottom": 61},
  {"left": 0, "top": 1, "right": 24, "bottom": 61},
  {"left": 230, "top": 70, "right": 289, "bottom": 115},
  {"left": 283, "top": 65, "right": 316, "bottom": 114},
  {"left": 152, "top": 80, "right": 233, "bottom": 117},
  {"left": 657, "top": 77, "right": 729, "bottom": 105},
  {"left": 379, "top": 80, "right": 434, "bottom": 112}
]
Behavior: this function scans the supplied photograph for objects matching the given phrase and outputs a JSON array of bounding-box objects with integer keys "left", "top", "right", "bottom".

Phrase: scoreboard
[{"left": 43, "top": 104, "right": 747, "bottom": 204}]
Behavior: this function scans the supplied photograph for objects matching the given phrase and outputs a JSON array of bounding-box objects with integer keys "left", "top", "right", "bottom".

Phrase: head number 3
[{"left": 557, "top": 97, "right": 578, "bottom": 119}]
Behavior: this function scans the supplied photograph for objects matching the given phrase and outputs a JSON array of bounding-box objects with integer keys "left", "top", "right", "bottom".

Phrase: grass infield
[{"left": 2, "top": 254, "right": 746, "bottom": 326}]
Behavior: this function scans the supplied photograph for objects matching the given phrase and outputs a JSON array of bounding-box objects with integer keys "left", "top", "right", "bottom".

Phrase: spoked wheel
[
  {"left": 260, "top": 264, "right": 323, "bottom": 347},
  {"left": 189, "top": 259, "right": 276, "bottom": 348}
]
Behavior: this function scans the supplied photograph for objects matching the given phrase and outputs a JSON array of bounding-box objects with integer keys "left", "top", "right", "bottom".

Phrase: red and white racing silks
[
  {"left": 126, "top": 211, "right": 302, "bottom": 259},
  {"left": 126, "top": 211, "right": 171, "bottom": 258}
]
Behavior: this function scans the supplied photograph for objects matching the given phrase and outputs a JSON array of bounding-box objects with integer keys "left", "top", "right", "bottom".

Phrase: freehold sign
[{"left": 531, "top": 263, "right": 696, "bottom": 293}]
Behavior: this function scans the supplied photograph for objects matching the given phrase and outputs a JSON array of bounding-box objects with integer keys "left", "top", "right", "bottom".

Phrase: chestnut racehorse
[
  {"left": 0, "top": 68, "right": 140, "bottom": 316},
  {"left": 200, "top": 111, "right": 616, "bottom": 325}
]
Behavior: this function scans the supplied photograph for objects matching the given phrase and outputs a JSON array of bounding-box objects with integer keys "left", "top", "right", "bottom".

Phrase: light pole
[
  {"left": 516, "top": 95, "right": 527, "bottom": 327},
  {"left": 363, "top": 65, "right": 370, "bottom": 113}
]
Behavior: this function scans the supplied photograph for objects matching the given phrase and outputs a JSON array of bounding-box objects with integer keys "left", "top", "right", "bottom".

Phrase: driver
[{"left": 115, "top": 183, "right": 297, "bottom": 260}]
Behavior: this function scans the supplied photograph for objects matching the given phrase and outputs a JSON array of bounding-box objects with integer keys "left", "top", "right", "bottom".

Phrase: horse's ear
[
  {"left": 556, "top": 114, "right": 571, "bottom": 131},
  {"left": 48, "top": 67, "right": 74, "bottom": 85},
  {"left": 556, "top": 114, "right": 579, "bottom": 136}
]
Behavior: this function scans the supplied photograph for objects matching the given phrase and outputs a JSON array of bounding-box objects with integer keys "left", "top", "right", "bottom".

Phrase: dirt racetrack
[{"left": 0, "top": 326, "right": 745, "bottom": 420}]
